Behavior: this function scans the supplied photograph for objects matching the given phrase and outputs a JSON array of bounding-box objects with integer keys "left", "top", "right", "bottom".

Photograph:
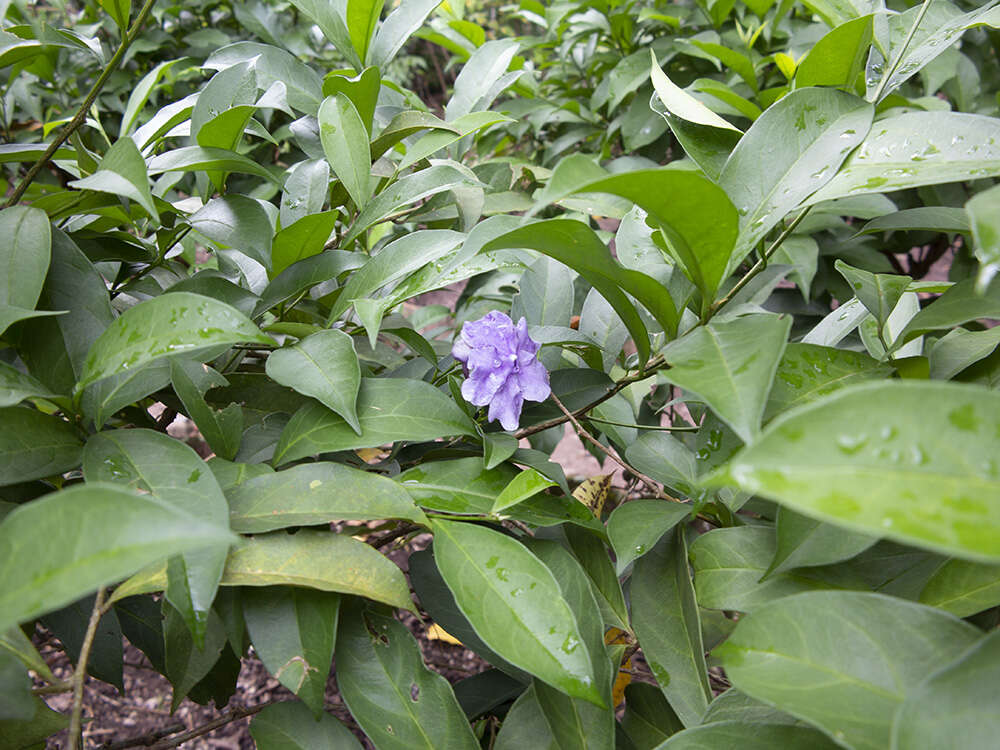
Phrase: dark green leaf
[
  {"left": 189, "top": 196, "right": 273, "bottom": 270},
  {"left": 0, "top": 483, "right": 234, "bottom": 633},
  {"left": 621, "top": 682, "right": 683, "bottom": 748},
  {"left": 250, "top": 700, "right": 363, "bottom": 749},
  {"left": 795, "top": 15, "right": 872, "bottom": 90},
  {"left": 657, "top": 722, "right": 841, "bottom": 749},
  {"left": 919, "top": 558, "right": 1000, "bottom": 617},
  {"left": 709, "top": 381, "right": 1000, "bottom": 562},
  {"left": 0, "top": 407, "right": 81, "bottom": 486},
  {"left": 631, "top": 528, "right": 711, "bottom": 727},
  {"left": 431, "top": 520, "right": 603, "bottom": 705},
  {"left": 170, "top": 359, "right": 243, "bottom": 460},
  {"left": 319, "top": 93, "right": 372, "bottom": 210},
  {"left": 275, "top": 378, "right": 476, "bottom": 465},
  {"left": 767, "top": 506, "right": 877, "bottom": 577},
  {"left": 163, "top": 601, "right": 227, "bottom": 710},
  {"left": 607, "top": 499, "right": 692, "bottom": 575},
  {"left": 714, "top": 591, "right": 982, "bottom": 750},
  {"left": 243, "top": 587, "right": 339, "bottom": 715},
  {"left": 77, "top": 292, "right": 273, "bottom": 391},
  {"left": 335, "top": 601, "right": 479, "bottom": 749},
  {"left": 897, "top": 279, "right": 1000, "bottom": 345},
  {"left": 227, "top": 461, "right": 426, "bottom": 532},
  {"left": 495, "top": 684, "right": 558, "bottom": 750}
]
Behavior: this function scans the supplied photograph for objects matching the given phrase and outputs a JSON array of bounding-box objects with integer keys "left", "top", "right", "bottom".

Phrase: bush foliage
[{"left": 1, "top": 0, "right": 999, "bottom": 747}]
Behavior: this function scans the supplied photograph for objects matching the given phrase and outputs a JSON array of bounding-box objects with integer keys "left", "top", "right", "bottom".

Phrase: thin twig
[
  {"left": 31, "top": 680, "right": 74, "bottom": 695},
  {"left": 68, "top": 587, "right": 107, "bottom": 750},
  {"left": 100, "top": 723, "right": 186, "bottom": 750},
  {"left": 515, "top": 356, "right": 664, "bottom": 440},
  {"left": 704, "top": 207, "right": 812, "bottom": 323},
  {"left": 585, "top": 414, "right": 698, "bottom": 432},
  {"left": 550, "top": 392, "right": 681, "bottom": 503},
  {"left": 4, "top": 0, "right": 158, "bottom": 207},
  {"left": 144, "top": 702, "right": 276, "bottom": 750},
  {"left": 368, "top": 522, "right": 421, "bottom": 549}
]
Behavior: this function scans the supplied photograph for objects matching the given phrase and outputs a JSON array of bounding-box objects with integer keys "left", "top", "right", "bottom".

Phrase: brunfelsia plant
[{"left": 1, "top": 0, "right": 1000, "bottom": 748}]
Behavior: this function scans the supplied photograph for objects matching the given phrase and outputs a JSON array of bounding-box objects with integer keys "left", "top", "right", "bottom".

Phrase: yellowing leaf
[
  {"left": 426, "top": 623, "right": 463, "bottom": 646},
  {"left": 573, "top": 475, "right": 612, "bottom": 517}
]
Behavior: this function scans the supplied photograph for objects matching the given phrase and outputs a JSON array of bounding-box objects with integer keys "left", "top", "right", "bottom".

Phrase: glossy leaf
[
  {"left": 163, "top": 602, "right": 227, "bottom": 710},
  {"left": 274, "top": 378, "right": 476, "bottom": 465},
  {"left": 398, "top": 458, "right": 514, "bottom": 515},
  {"left": 446, "top": 39, "right": 521, "bottom": 121},
  {"left": 0, "top": 408, "right": 81, "bottom": 486},
  {"left": 68, "top": 137, "right": 157, "bottom": 220},
  {"left": 492, "top": 468, "right": 556, "bottom": 513},
  {"left": 891, "top": 628, "right": 1000, "bottom": 750},
  {"left": 795, "top": 15, "right": 873, "bottom": 90},
  {"left": 896, "top": 279, "right": 1000, "bottom": 345},
  {"left": 709, "top": 381, "right": 1000, "bottom": 562},
  {"left": 482, "top": 219, "right": 677, "bottom": 363},
  {"left": 966, "top": 182, "right": 1000, "bottom": 291},
  {"left": 431, "top": 520, "right": 603, "bottom": 705},
  {"left": 631, "top": 528, "right": 711, "bottom": 727},
  {"left": 189, "top": 196, "right": 273, "bottom": 269},
  {"left": 657, "top": 722, "right": 841, "bottom": 749},
  {"left": 691, "top": 526, "right": 864, "bottom": 612},
  {"left": 250, "top": 700, "right": 363, "bottom": 749},
  {"left": 369, "top": 0, "right": 442, "bottom": 70},
  {"left": 621, "top": 682, "right": 684, "bottom": 748},
  {"left": 768, "top": 506, "right": 877, "bottom": 577},
  {"left": 265, "top": 329, "right": 361, "bottom": 433},
  {"left": 335, "top": 601, "right": 479, "bottom": 749},
  {"left": 77, "top": 292, "right": 273, "bottom": 391},
  {"left": 570, "top": 171, "right": 738, "bottom": 302},
  {"left": 624, "top": 433, "right": 700, "bottom": 497},
  {"left": 345, "top": 0, "right": 381, "bottom": 66},
  {"left": 227, "top": 461, "right": 426, "bottom": 532},
  {"left": 83, "top": 429, "right": 231, "bottom": 644},
  {"left": 146, "top": 146, "right": 281, "bottom": 185},
  {"left": 319, "top": 93, "right": 372, "bottom": 210},
  {"left": 256, "top": 250, "right": 364, "bottom": 315},
  {"left": 919, "top": 558, "right": 1000, "bottom": 617},
  {"left": 0, "top": 483, "right": 233, "bottom": 633},
  {"left": 288, "top": 0, "right": 361, "bottom": 69},
  {"left": 0, "top": 206, "right": 51, "bottom": 336},
  {"left": 806, "top": 112, "right": 1000, "bottom": 205},
  {"left": 495, "top": 684, "right": 558, "bottom": 750},
  {"left": 834, "top": 259, "right": 910, "bottom": 329},
  {"left": 714, "top": 591, "right": 982, "bottom": 750},
  {"left": 170, "top": 359, "right": 242, "bottom": 461},
  {"left": 663, "top": 314, "right": 791, "bottom": 444},
  {"left": 607, "top": 500, "right": 692, "bottom": 575},
  {"left": 856, "top": 207, "right": 970, "bottom": 236},
  {"left": 718, "top": 88, "right": 873, "bottom": 263},
  {"left": 243, "top": 587, "right": 339, "bottom": 715}
]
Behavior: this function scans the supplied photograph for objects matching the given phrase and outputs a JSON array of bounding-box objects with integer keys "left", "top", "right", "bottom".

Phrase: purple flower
[{"left": 452, "top": 311, "right": 551, "bottom": 431}]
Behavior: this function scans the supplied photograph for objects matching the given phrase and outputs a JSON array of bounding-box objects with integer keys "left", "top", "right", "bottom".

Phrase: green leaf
[
  {"left": 492, "top": 468, "right": 556, "bottom": 513},
  {"left": 398, "top": 458, "right": 514, "bottom": 515},
  {"left": 327, "top": 230, "right": 463, "bottom": 323},
  {"left": 691, "top": 526, "right": 864, "bottom": 612},
  {"left": 0, "top": 407, "right": 81, "bottom": 486},
  {"left": 607, "top": 499, "right": 691, "bottom": 575},
  {"left": 42, "top": 593, "right": 123, "bottom": 691},
  {"left": 83, "top": 429, "right": 231, "bottom": 645},
  {"left": 0, "top": 483, "right": 233, "bottom": 633},
  {"left": 806, "top": 112, "right": 1000, "bottom": 205},
  {"left": 856, "top": 207, "right": 971, "bottom": 237},
  {"left": 714, "top": 591, "right": 982, "bottom": 750},
  {"left": 446, "top": 39, "right": 521, "bottom": 121},
  {"left": 767, "top": 506, "right": 877, "bottom": 578},
  {"left": 701, "top": 687, "right": 801, "bottom": 725},
  {"left": 369, "top": 0, "right": 443, "bottom": 69},
  {"left": 621, "top": 682, "right": 684, "bottom": 748},
  {"left": 323, "top": 67, "right": 380, "bottom": 134},
  {"left": 764, "top": 343, "right": 892, "bottom": 422},
  {"left": 163, "top": 602, "right": 227, "bottom": 710},
  {"left": 265, "top": 330, "right": 361, "bottom": 434},
  {"left": 795, "top": 15, "right": 873, "bottom": 90},
  {"left": 243, "top": 587, "right": 339, "bottom": 715},
  {"left": 370, "top": 110, "right": 457, "bottom": 161},
  {"left": 170, "top": 359, "right": 243, "bottom": 461},
  {"left": 279, "top": 159, "right": 330, "bottom": 229},
  {"left": 430, "top": 520, "right": 603, "bottom": 706},
  {"left": 343, "top": 164, "right": 475, "bottom": 245},
  {"left": 569, "top": 171, "right": 739, "bottom": 303},
  {"left": 892, "top": 627, "right": 1000, "bottom": 750},
  {"left": 657, "top": 722, "right": 842, "bottom": 749},
  {"left": 481, "top": 219, "right": 677, "bottom": 364},
  {"left": 84, "top": 360, "right": 172, "bottom": 430},
  {"left": 0, "top": 695, "right": 68, "bottom": 748},
  {"left": 257, "top": 251, "right": 364, "bottom": 316},
  {"left": 834, "top": 259, "right": 910, "bottom": 329},
  {"left": 483, "top": 431, "right": 518, "bottom": 470},
  {"left": 663, "top": 314, "right": 791, "bottom": 444},
  {"left": 223, "top": 530, "right": 414, "bottom": 611},
  {"left": 929, "top": 327, "right": 1000, "bottom": 381},
  {"left": 562, "top": 524, "right": 628, "bottom": 630},
  {"left": 0, "top": 206, "right": 51, "bottom": 336},
  {"left": 146, "top": 146, "right": 281, "bottom": 185},
  {"left": 918, "top": 558, "right": 1000, "bottom": 617},
  {"left": 99, "top": 0, "right": 131, "bottom": 29},
  {"left": 398, "top": 111, "right": 512, "bottom": 172},
  {"left": 189, "top": 196, "right": 273, "bottom": 270},
  {"left": 206, "top": 42, "right": 323, "bottom": 113},
  {"left": 274, "top": 378, "right": 476, "bottom": 465},
  {"left": 896, "top": 279, "right": 1000, "bottom": 345},
  {"left": 624, "top": 433, "right": 700, "bottom": 498},
  {"left": 336, "top": 601, "right": 479, "bottom": 749},
  {"left": 227, "top": 461, "right": 426, "bottom": 532},
  {"left": 250, "top": 700, "right": 363, "bottom": 749},
  {"left": 68, "top": 137, "right": 157, "bottom": 220},
  {"left": 495, "top": 684, "right": 558, "bottom": 750},
  {"left": 718, "top": 88, "right": 873, "bottom": 264},
  {"left": 289, "top": 0, "right": 362, "bottom": 70},
  {"left": 631, "top": 528, "right": 711, "bottom": 727},
  {"left": 708, "top": 380, "right": 1000, "bottom": 562},
  {"left": 966, "top": 182, "right": 1000, "bottom": 292},
  {"left": 319, "top": 93, "right": 372, "bottom": 210},
  {"left": 77, "top": 292, "right": 273, "bottom": 391},
  {"left": 345, "top": 0, "right": 381, "bottom": 66},
  {"left": 526, "top": 539, "right": 614, "bottom": 749},
  {"left": 120, "top": 58, "right": 185, "bottom": 136}
]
